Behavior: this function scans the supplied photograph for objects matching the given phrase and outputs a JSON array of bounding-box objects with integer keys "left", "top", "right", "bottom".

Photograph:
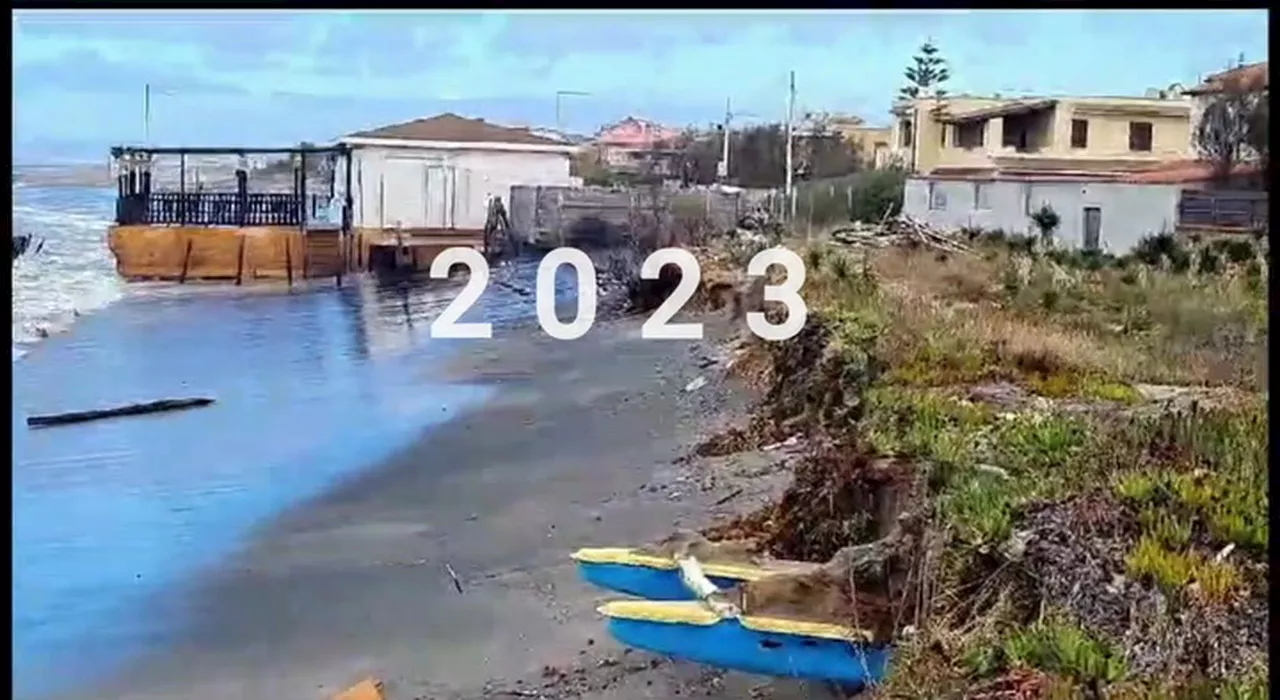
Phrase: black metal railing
[
  {"left": 115, "top": 192, "right": 330, "bottom": 227},
  {"left": 1178, "top": 190, "right": 1268, "bottom": 230}
]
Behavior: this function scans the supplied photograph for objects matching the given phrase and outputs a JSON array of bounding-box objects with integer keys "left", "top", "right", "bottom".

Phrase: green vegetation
[
  {"left": 792, "top": 169, "right": 909, "bottom": 228},
  {"left": 710, "top": 230, "right": 1269, "bottom": 698}
]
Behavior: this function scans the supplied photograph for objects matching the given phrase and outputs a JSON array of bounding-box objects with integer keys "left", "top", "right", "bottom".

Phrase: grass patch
[
  {"left": 1125, "top": 534, "right": 1243, "bottom": 604},
  {"left": 818, "top": 241, "right": 1270, "bottom": 393},
  {"left": 997, "top": 615, "right": 1129, "bottom": 687}
]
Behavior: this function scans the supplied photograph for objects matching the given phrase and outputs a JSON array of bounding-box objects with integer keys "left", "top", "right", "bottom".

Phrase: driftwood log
[{"left": 27, "top": 397, "right": 215, "bottom": 428}]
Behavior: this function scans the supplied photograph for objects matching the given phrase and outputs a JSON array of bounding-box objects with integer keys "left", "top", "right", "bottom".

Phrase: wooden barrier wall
[
  {"left": 108, "top": 226, "right": 347, "bottom": 282},
  {"left": 107, "top": 226, "right": 488, "bottom": 282}
]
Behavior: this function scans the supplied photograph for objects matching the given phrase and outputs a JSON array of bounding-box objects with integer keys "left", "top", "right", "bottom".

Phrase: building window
[
  {"left": 940, "top": 124, "right": 947, "bottom": 147},
  {"left": 929, "top": 182, "right": 947, "bottom": 211},
  {"left": 973, "top": 182, "right": 992, "bottom": 210},
  {"left": 900, "top": 119, "right": 914, "bottom": 148},
  {"left": 955, "top": 121, "right": 986, "bottom": 149},
  {"left": 1070, "top": 119, "right": 1089, "bottom": 149},
  {"left": 1128, "top": 121, "right": 1153, "bottom": 152}
]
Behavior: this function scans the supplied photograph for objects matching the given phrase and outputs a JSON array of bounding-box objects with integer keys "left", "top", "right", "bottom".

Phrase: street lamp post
[
  {"left": 719, "top": 97, "right": 758, "bottom": 182},
  {"left": 143, "top": 83, "right": 177, "bottom": 145}
]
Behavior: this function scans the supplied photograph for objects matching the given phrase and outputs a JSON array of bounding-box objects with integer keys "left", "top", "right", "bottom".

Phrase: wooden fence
[{"left": 1178, "top": 189, "right": 1268, "bottom": 231}]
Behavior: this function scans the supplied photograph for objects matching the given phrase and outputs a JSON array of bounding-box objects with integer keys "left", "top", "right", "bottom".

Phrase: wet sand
[{"left": 62, "top": 312, "right": 818, "bottom": 700}]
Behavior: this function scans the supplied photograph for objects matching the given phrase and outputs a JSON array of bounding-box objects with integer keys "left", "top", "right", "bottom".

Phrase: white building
[
  {"left": 903, "top": 175, "right": 1183, "bottom": 254},
  {"left": 339, "top": 113, "right": 578, "bottom": 232}
]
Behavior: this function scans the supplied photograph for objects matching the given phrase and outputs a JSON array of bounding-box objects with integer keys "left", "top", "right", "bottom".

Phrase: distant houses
[
  {"left": 824, "top": 114, "right": 894, "bottom": 169},
  {"left": 589, "top": 116, "right": 685, "bottom": 176}
]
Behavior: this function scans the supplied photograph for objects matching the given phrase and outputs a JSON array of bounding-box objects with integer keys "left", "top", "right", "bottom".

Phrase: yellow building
[
  {"left": 826, "top": 115, "right": 895, "bottom": 169},
  {"left": 887, "top": 94, "right": 1193, "bottom": 178}
]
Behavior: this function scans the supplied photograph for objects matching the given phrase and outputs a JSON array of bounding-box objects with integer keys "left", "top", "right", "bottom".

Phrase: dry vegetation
[{"left": 696, "top": 232, "right": 1269, "bottom": 699}]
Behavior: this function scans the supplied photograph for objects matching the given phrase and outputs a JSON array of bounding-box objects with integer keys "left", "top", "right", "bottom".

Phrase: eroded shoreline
[{"left": 61, "top": 312, "right": 813, "bottom": 700}]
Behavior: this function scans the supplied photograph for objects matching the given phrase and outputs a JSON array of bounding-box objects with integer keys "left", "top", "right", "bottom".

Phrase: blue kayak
[{"left": 599, "top": 599, "right": 889, "bottom": 688}]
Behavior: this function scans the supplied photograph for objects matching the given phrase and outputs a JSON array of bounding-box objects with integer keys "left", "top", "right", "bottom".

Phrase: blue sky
[{"left": 12, "top": 10, "right": 1270, "bottom": 163}]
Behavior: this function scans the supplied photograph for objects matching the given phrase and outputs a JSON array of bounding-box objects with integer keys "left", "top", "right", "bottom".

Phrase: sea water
[{"left": 11, "top": 185, "right": 577, "bottom": 698}]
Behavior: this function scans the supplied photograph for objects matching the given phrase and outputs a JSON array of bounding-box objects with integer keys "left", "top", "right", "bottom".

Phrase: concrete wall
[
  {"left": 507, "top": 186, "right": 751, "bottom": 247},
  {"left": 108, "top": 226, "right": 347, "bottom": 282},
  {"left": 903, "top": 178, "right": 1181, "bottom": 253},
  {"left": 350, "top": 145, "right": 573, "bottom": 232}
]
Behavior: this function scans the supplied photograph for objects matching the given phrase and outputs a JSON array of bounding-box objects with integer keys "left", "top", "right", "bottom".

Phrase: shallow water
[{"left": 12, "top": 226, "right": 581, "bottom": 698}]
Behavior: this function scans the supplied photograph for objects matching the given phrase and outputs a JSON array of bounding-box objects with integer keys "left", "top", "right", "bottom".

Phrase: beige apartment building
[
  {"left": 826, "top": 115, "right": 894, "bottom": 169},
  {"left": 888, "top": 94, "right": 1194, "bottom": 177}
]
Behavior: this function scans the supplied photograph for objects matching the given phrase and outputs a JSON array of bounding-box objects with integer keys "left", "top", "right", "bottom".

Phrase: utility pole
[
  {"left": 784, "top": 70, "right": 796, "bottom": 220},
  {"left": 719, "top": 97, "right": 732, "bottom": 181}
]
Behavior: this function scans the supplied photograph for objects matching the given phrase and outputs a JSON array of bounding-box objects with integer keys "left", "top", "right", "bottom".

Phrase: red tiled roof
[
  {"left": 1184, "top": 62, "right": 1269, "bottom": 96},
  {"left": 346, "top": 113, "right": 566, "bottom": 146},
  {"left": 595, "top": 117, "right": 682, "bottom": 148},
  {"left": 1122, "top": 159, "right": 1262, "bottom": 184}
]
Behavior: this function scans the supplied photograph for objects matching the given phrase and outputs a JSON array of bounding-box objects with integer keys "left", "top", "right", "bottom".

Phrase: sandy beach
[{"left": 60, "top": 312, "right": 817, "bottom": 700}]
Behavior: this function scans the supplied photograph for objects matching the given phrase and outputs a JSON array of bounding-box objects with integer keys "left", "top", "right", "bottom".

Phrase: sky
[{"left": 12, "top": 9, "right": 1271, "bottom": 163}]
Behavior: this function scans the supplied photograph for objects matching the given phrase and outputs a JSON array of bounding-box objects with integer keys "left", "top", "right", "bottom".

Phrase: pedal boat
[
  {"left": 571, "top": 546, "right": 820, "bottom": 600},
  {"left": 594, "top": 556, "right": 889, "bottom": 689}
]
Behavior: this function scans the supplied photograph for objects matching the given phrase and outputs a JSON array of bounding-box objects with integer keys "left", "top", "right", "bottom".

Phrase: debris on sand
[
  {"left": 729, "top": 512, "right": 928, "bottom": 643},
  {"left": 695, "top": 315, "right": 879, "bottom": 457}
]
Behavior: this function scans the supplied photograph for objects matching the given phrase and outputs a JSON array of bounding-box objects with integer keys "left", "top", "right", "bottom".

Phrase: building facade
[
  {"left": 826, "top": 115, "right": 894, "bottom": 169},
  {"left": 340, "top": 113, "right": 578, "bottom": 232},
  {"left": 887, "top": 94, "right": 1194, "bottom": 177},
  {"left": 903, "top": 176, "right": 1182, "bottom": 254}
]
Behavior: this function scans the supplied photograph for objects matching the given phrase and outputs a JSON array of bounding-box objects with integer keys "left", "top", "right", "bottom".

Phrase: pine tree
[{"left": 899, "top": 40, "right": 951, "bottom": 101}]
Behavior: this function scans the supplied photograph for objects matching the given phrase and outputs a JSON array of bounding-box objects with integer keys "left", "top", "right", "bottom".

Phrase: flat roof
[
  {"left": 940, "top": 99, "right": 1058, "bottom": 124},
  {"left": 110, "top": 145, "right": 348, "bottom": 158}
]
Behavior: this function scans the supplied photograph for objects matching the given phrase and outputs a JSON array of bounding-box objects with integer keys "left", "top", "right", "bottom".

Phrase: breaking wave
[{"left": 11, "top": 186, "right": 121, "bottom": 360}]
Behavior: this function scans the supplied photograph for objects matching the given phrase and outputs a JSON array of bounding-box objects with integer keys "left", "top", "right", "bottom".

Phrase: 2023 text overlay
[{"left": 426, "top": 246, "right": 807, "bottom": 341}]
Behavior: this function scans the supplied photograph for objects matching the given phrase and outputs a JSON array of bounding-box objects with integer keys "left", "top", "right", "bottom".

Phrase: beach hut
[{"left": 338, "top": 113, "right": 579, "bottom": 269}]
